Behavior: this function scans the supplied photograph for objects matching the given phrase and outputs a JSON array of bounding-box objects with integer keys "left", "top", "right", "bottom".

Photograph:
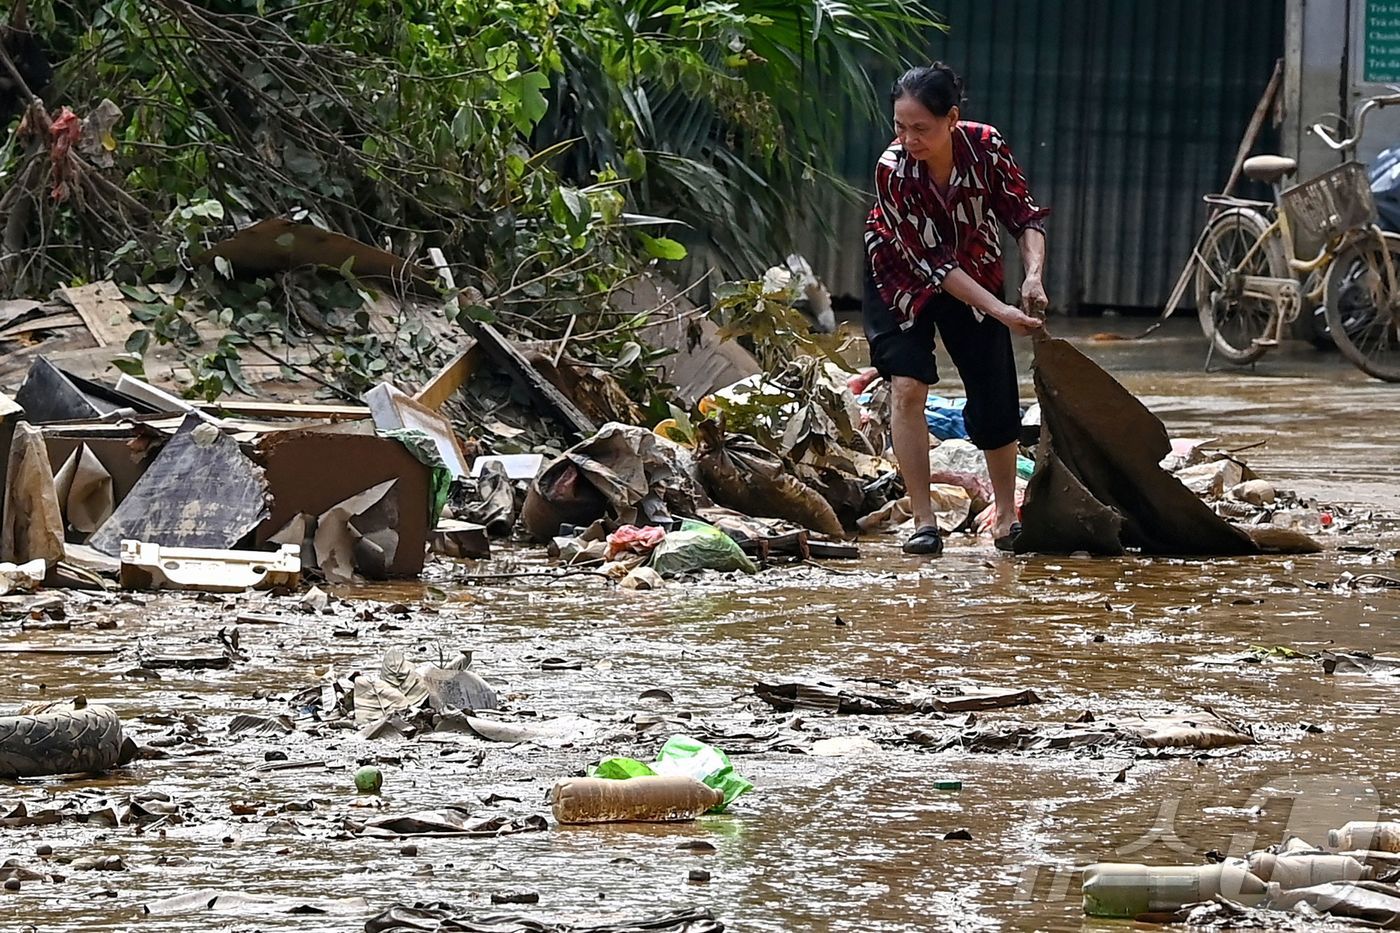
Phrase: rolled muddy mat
[
  {"left": 0, "top": 703, "right": 128, "bottom": 778},
  {"left": 1017, "top": 335, "right": 1258, "bottom": 557}
]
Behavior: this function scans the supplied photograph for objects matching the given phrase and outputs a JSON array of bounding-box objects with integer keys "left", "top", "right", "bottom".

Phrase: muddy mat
[{"left": 1016, "top": 335, "right": 1258, "bottom": 557}]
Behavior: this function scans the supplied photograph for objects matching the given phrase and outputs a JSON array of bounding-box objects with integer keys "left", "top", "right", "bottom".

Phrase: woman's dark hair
[{"left": 891, "top": 62, "right": 964, "bottom": 117}]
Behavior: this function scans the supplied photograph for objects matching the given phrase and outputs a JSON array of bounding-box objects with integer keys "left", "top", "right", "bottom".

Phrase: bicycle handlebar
[{"left": 1312, "top": 92, "right": 1400, "bottom": 152}]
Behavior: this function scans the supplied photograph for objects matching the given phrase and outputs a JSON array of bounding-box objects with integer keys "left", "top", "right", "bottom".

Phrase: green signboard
[{"left": 1366, "top": 0, "right": 1400, "bottom": 83}]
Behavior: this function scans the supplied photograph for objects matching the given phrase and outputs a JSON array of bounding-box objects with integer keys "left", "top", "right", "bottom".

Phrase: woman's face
[{"left": 893, "top": 96, "right": 957, "bottom": 161}]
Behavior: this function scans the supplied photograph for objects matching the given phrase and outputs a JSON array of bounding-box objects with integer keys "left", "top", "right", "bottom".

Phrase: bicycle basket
[{"left": 1281, "top": 161, "right": 1377, "bottom": 260}]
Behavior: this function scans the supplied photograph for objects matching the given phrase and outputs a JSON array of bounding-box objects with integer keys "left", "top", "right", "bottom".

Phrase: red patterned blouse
[{"left": 864, "top": 122, "right": 1049, "bottom": 328}]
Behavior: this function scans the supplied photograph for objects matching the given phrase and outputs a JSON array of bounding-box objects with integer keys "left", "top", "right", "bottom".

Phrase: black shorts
[{"left": 862, "top": 271, "right": 1022, "bottom": 451}]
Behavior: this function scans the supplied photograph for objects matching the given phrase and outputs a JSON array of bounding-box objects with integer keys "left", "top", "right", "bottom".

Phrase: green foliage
[
  {"left": 537, "top": 0, "right": 942, "bottom": 274},
  {"left": 708, "top": 268, "right": 853, "bottom": 372},
  {"left": 2, "top": 0, "right": 936, "bottom": 404}
]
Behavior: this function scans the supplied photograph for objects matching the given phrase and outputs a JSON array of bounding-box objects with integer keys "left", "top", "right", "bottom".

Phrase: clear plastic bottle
[
  {"left": 1328, "top": 821, "right": 1400, "bottom": 853},
  {"left": 1082, "top": 862, "right": 1276, "bottom": 918},
  {"left": 551, "top": 775, "right": 725, "bottom": 824},
  {"left": 1246, "top": 852, "right": 1371, "bottom": 888},
  {"left": 1271, "top": 508, "right": 1323, "bottom": 534}
]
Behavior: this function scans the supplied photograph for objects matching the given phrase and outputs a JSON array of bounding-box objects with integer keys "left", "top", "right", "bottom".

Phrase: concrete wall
[{"left": 1286, "top": 0, "right": 1400, "bottom": 177}]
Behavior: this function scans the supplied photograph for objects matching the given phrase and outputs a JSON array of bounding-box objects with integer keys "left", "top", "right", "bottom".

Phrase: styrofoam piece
[
  {"left": 470, "top": 454, "right": 545, "bottom": 480},
  {"left": 119, "top": 541, "right": 301, "bottom": 592}
]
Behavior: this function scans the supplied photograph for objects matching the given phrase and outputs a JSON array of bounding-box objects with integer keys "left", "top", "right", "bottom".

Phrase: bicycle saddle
[{"left": 1242, "top": 155, "right": 1297, "bottom": 184}]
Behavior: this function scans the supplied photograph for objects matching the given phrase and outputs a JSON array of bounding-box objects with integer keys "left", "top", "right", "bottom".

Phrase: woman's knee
[{"left": 890, "top": 376, "right": 929, "bottom": 414}]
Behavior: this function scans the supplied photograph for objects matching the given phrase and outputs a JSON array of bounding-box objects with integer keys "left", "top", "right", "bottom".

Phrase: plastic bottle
[
  {"left": 1272, "top": 509, "right": 1323, "bottom": 534},
  {"left": 1246, "top": 852, "right": 1371, "bottom": 888},
  {"left": 552, "top": 776, "right": 724, "bottom": 824},
  {"left": 1328, "top": 821, "right": 1400, "bottom": 852},
  {"left": 1082, "top": 862, "right": 1276, "bottom": 918}
]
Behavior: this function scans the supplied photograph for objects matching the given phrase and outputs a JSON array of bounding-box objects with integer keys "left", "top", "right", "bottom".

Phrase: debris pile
[{"left": 0, "top": 267, "right": 891, "bottom": 611}]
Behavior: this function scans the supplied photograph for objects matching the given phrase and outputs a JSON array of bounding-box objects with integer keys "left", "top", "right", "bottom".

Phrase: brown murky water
[{"left": 3, "top": 321, "right": 1399, "bottom": 933}]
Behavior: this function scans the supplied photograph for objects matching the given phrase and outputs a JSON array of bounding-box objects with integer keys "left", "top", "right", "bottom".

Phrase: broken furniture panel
[
  {"left": 87, "top": 415, "right": 269, "bottom": 557},
  {"left": 253, "top": 427, "right": 430, "bottom": 577},
  {"left": 14, "top": 357, "right": 156, "bottom": 424},
  {"left": 1018, "top": 336, "right": 1257, "bottom": 557},
  {"left": 364, "top": 383, "right": 470, "bottom": 479}
]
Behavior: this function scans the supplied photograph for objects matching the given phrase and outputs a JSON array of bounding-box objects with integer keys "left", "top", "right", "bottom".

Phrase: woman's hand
[
  {"left": 991, "top": 301, "right": 1043, "bottom": 336},
  {"left": 1021, "top": 274, "right": 1049, "bottom": 315}
]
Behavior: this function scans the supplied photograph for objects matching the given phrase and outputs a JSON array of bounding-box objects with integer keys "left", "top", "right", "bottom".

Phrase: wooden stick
[{"left": 1134, "top": 58, "right": 1285, "bottom": 338}]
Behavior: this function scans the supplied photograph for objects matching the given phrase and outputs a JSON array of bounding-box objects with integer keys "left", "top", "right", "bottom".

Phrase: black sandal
[
  {"left": 902, "top": 524, "right": 944, "bottom": 556},
  {"left": 994, "top": 521, "right": 1023, "bottom": 553}
]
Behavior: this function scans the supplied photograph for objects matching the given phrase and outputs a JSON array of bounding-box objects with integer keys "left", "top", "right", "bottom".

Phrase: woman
[{"left": 864, "top": 62, "right": 1049, "bottom": 556}]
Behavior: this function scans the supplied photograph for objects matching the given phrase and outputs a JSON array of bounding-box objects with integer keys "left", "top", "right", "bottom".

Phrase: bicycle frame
[
  {"left": 1203, "top": 210, "right": 1302, "bottom": 346},
  {"left": 1201, "top": 195, "right": 1399, "bottom": 348}
]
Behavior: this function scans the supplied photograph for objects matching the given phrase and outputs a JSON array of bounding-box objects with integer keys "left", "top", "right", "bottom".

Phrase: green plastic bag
[
  {"left": 590, "top": 735, "right": 753, "bottom": 812},
  {"left": 649, "top": 520, "right": 757, "bottom": 577},
  {"left": 590, "top": 757, "right": 656, "bottom": 781},
  {"left": 653, "top": 735, "right": 753, "bottom": 810},
  {"left": 382, "top": 428, "right": 453, "bottom": 522}
]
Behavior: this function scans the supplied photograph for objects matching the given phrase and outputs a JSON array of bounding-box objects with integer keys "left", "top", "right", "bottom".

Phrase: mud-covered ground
[{"left": 3, "top": 320, "right": 1399, "bottom": 933}]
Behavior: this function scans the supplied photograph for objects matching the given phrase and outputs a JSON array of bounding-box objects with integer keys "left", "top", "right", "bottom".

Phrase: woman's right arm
[{"left": 942, "top": 268, "right": 1042, "bottom": 335}]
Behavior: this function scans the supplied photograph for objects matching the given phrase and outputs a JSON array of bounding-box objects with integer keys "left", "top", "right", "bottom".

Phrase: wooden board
[
  {"left": 414, "top": 344, "right": 481, "bottom": 412},
  {"left": 58, "top": 281, "right": 137, "bottom": 348},
  {"left": 460, "top": 321, "right": 597, "bottom": 441},
  {"left": 0, "top": 313, "right": 82, "bottom": 339},
  {"left": 192, "top": 400, "right": 370, "bottom": 420}
]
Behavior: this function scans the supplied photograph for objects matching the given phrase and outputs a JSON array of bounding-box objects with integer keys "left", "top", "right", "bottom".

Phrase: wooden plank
[
  {"left": 190, "top": 400, "right": 370, "bottom": 420},
  {"left": 461, "top": 321, "right": 597, "bottom": 441},
  {"left": 0, "top": 313, "right": 83, "bottom": 339},
  {"left": 413, "top": 343, "right": 481, "bottom": 412},
  {"left": 1156, "top": 59, "right": 1284, "bottom": 328},
  {"left": 58, "top": 281, "right": 136, "bottom": 348},
  {"left": 0, "top": 299, "right": 42, "bottom": 330}
]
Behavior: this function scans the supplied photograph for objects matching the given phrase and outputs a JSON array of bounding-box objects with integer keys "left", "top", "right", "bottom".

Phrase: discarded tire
[{"left": 0, "top": 704, "right": 128, "bottom": 778}]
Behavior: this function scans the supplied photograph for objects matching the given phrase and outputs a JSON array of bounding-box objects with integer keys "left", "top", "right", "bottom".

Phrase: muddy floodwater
[{"left": 4, "top": 321, "right": 1399, "bottom": 932}]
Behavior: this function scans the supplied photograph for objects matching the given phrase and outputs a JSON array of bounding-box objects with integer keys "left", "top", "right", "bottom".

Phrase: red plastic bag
[{"left": 605, "top": 524, "right": 667, "bottom": 560}]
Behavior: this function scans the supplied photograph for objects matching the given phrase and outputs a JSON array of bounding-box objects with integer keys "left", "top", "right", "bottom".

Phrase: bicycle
[{"left": 1194, "top": 91, "right": 1400, "bottom": 382}]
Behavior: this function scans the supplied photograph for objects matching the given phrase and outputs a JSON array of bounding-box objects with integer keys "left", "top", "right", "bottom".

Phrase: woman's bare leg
[
  {"left": 891, "top": 376, "right": 934, "bottom": 527},
  {"left": 984, "top": 440, "right": 1020, "bottom": 538}
]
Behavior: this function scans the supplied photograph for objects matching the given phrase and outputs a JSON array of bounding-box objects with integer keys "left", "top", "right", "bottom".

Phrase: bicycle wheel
[
  {"left": 1195, "top": 208, "right": 1289, "bottom": 364},
  {"left": 1324, "top": 230, "right": 1400, "bottom": 382}
]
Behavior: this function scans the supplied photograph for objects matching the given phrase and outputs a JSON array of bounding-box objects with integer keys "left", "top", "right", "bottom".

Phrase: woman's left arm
[
  {"left": 985, "top": 129, "right": 1051, "bottom": 313},
  {"left": 1018, "top": 228, "right": 1047, "bottom": 314}
]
